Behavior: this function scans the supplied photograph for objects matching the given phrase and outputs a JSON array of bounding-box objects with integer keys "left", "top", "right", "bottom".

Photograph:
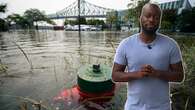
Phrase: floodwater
[
  {"left": 0, "top": 30, "right": 130, "bottom": 110},
  {"left": 0, "top": 30, "right": 194, "bottom": 110}
]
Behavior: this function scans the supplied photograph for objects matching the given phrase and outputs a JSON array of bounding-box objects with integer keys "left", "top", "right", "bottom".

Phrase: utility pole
[
  {"left": 78, "top": 0, "right": 81, "bottom": 32},
  {"left": 78, "top": 0, "right": 81, "bottom": 47}
]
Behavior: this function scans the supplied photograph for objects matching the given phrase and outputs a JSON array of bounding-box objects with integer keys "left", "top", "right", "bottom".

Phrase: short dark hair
[{"left": 141, "top": 3, "right": 162, "bottom": 17}]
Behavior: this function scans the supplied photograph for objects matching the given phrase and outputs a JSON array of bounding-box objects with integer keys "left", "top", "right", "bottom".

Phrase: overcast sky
[{"left": 1, "top": 0, "right": 131, "bottom": 16}]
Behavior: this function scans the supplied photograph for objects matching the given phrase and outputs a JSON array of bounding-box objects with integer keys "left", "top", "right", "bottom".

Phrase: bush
[
  {"left": 161, "top": 21, "right": 172, "bottom": 29},
  {"left": 171, "top": 46, "right": 195, "bottom": 110},
  {"left": 176, "top": 8, "right": 195, "bottom": 32}
]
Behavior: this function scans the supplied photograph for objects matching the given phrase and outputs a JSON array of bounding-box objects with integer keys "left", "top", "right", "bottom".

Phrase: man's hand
[
  {"left": 112, "top": 62, "right": 184, "bottom": 82},
  {"left": 140, "top": 65, "right": 159, "bottom": 78}
]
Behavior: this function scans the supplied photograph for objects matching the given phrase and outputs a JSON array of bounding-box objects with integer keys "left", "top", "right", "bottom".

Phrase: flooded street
[
  {"left": 0, "top": 30, "right": 195, "bottom": 110},
  {"left": 0, "top": 30, "right": 130, "bottom": 110}
]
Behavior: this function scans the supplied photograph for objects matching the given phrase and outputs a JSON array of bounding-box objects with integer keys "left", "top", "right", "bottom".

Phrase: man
[{"left": 112, "top": 3, "right": 184, "bottom": 110}]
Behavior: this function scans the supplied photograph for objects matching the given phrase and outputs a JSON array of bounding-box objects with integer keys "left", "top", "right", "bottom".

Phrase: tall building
[{"left": 152, "top": 0, "right": 195, "bottom": 14}]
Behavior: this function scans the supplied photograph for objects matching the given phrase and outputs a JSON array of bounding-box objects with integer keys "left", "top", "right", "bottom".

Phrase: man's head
[{"left": 139, "top": 3, "right": 162, "bottom": 35}]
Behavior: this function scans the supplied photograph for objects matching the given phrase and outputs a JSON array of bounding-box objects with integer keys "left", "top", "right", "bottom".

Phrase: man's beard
[{"left": 141, "top": 24, "right": 159, "bottom": 35}]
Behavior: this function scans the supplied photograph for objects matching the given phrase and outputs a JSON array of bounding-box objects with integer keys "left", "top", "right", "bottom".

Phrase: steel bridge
[{"left": 47, "top": 0, "right": 114, "bottom": 19}]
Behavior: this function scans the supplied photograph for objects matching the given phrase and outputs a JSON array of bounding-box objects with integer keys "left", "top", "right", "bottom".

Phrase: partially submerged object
[
  {"left": 53, "top": 64, "right": 115, "bottom": 109},
  {"left": 77, "top": 64, "right": 114, "bottom": 93}
]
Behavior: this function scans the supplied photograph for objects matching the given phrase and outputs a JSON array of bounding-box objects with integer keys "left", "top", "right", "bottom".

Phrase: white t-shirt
[{"left": 114, "top": 33, "right": 182, "bottom": 110}]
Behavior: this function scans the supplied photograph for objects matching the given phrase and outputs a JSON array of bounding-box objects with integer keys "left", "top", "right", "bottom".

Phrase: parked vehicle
[{"left": 64, "top": 24, "right": 101, "bottom": 31}]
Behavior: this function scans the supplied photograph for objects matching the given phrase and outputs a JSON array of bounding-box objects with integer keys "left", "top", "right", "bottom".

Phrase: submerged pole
[{"left": 78, "top": 0, "right": 81, "bottom": 33}]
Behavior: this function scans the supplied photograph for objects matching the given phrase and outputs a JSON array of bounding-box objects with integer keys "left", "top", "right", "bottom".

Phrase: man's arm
[
  {"left": 112, "top": 63, "right": 148, "bottom": 82},
  {"left": 158, "top": 61, "right": 184, "bottom": 82},
  {"left": 145, "top": 61, "right": 184, "bottom": 82}
]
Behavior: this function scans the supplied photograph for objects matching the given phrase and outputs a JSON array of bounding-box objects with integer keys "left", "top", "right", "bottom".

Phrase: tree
[
  {"left": 23, "top": 8, "right": 54, "bottom": 29},
  {"left": 64, "top": 19, "right": 78, "bottom": 25},
  {"left": 24, "top": 9, "right": 45, "bottom": 28},
  {"left": 0, "top": 4, "right": 8, "bottom": 31},
  {"left": 78, "top": 17, "right": 87, "bottom": 24},
  {"left": 6, "top": 14, "right": 29, "bottom": 28},
  {"left": 160, "top": 9, "right": 177, "bottom": 31},
  {"left": 64, "top": 18, "right": 105, "bottom": 26},
  {"left": 86, "top": 19, "right": 105, "bottom": 25},
  {"left": 45, "top": 18, "right": 55, "bottom": 25},
  {"left": 126, "top": 0, "right": 149, "bottom": 28},
  {"left": 176, "top": 7, "right": 195, "bottom": 32},
  {"left": 0, "top": 18, "right": 8, "bottom": 31},
  {"left": 0, "top": 4, "right": 6, "bottom": 13},
  {"left": 106, "top": 11, "right": 118, "bottom": 30}
]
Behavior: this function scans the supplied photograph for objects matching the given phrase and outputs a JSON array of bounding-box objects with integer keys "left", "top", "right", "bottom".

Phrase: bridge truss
[{"left": 47, "top": 0, "right": 114, "bottom": 19}]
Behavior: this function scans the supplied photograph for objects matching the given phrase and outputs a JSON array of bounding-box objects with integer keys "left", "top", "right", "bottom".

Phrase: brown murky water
[
  {"left": 0, "top": 30, "right": 194, "bottom": 110},
  {"left": 0, "top": 30, "right": 130, "bottom": 110}
]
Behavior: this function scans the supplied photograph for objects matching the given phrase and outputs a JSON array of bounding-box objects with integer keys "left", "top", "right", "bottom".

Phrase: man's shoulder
[
  {"left": 157, "top": 33, "right": 171, "bottom": 40},
  {"left": 117, "top": 34, "right": 138, "bottom": 51},
  {"left": 157, "top": 33, "right": 178, "bottom": 45},
  {"left": 120, "top": 33, "right": 138, "bottom": 44}
]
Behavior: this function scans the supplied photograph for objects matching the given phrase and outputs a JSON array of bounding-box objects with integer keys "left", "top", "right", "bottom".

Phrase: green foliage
[
  {"left": 125, "top": 8, "right": 137, "bottom": 25},
  {"left": 106, "top": 11, "right": 118, "bottom": 25},
  {"left": 0, "top": 4, "right": 6, "bottom": 13},
  {"left": 86, "top": 19, "right": 105, "bottom": 25},
  {"left": 161, "top": 9, "right": 177, "bottom": 30},
  {"left": 5, "top": 8, "right": 55, "bottom": 29},
  {"left": 64, "top": 18, "right": 105, "bottom": 26},
  {"left": 6, "top": 14, "right": 30, "bottom": 28},
  {"left": 0, "top": 4, "right": 8, "bottom": 31},
  {"left": 64, "top": 19, "right": 78, "bottom": 25},
  {"left": 0, "top": 18, "right": 8, "bottom": 31},
  {"left": 161, "top": 21, "right": 172, "bottom": 29},
  {"left": 176, "top": 7, "right": 195, "bottom": 32},
  {"left": 171, "top": 46, "right": 195, "bottom": 110},
  {"left": 65, "top": 17, "right": 87, "bottom": 25},
  {"left": 24, "top": 9, "right": 46, "bottom": 22},
  {"left": 79, "top": 17, "right": 87, "bottom": 24},
  {"left": 64, "top": 18, "right": 87, "bottom": 25},
  {"left": 162, "top": 10, "right": 177, "bottom": 22},
  {"left": 0, "top": 58, "right": 7, "bottom": 73},
  {"left": 135, "top": 0, "right": 150, "bottom": 17},
  {"left": 126, "top": 0, "right": 149, "bottom": 27},
  {"left": 23, "top": 9, "right": 47, "bottom": 27},
  {"left": 106, "top": 11, "right": 121, "bottom": 30},
  {"left": 160, "top": 7, "right": 195, "bottom": 32},
  {"left": 45, "top": 18, "right": 55, "bottom": 25},
  {"left": 0, "top": 63, "right": 8, "bottom": 73}
]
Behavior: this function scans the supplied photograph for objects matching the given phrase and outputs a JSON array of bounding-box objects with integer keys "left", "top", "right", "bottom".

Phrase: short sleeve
[
  {"left": 114, "top": 40, "right": 127, "bottom": 65},
  {"left": 170, "top": 41, "right": 182, "bottom": 64}
]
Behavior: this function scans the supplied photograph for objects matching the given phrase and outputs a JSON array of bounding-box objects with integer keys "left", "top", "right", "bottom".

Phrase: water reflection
[{"left": 0, "top": 34, "right": 8, "bottom": 51}]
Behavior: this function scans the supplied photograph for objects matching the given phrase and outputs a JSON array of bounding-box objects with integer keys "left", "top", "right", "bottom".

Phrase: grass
[
  {"left": 12, "top": 41, "right": 33, "bottom": 70},
  {"left": 0, "top": 59, "right": 8, "bottom": 75},
  {"left": 0, "top": 94, "right": 52, "bottom": 110},
  {"left": 0, "top": 63, "right": 8, "bottom": 73}
]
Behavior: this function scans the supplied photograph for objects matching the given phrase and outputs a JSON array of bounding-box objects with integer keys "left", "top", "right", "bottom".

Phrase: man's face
[{"left": 140, "top": 5, "right": 161, "bottom": 34}]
